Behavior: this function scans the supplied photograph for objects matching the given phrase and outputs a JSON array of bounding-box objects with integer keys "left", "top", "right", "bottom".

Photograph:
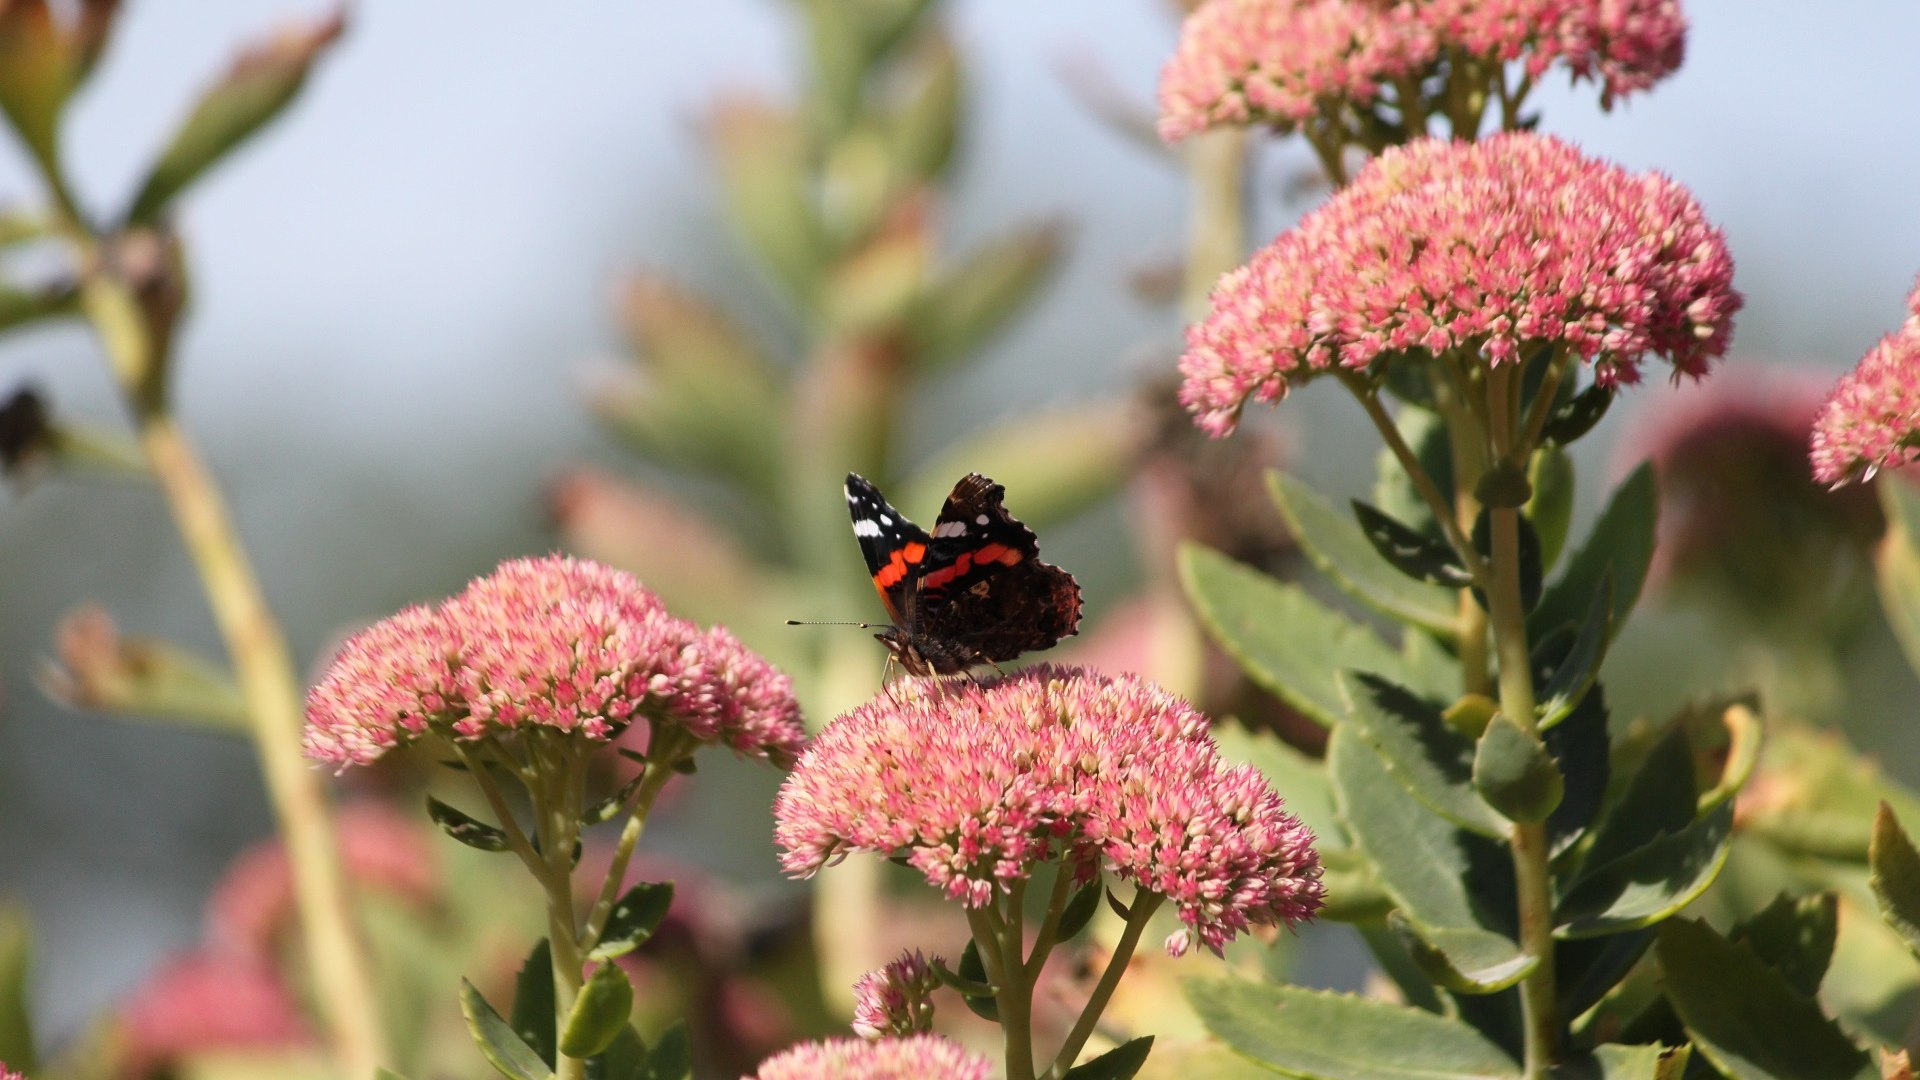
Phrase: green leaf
[
  {"left": 1352, "top": 500, "right": 1474, "bottom": 589},
  {"left": 1473, "top": 713, "right": 1563, "bottom": 825},
  {"left": 1581, "top": 724, "right": 1696, "bottom": 873},
  {"left": 0, "top": 280, "right": 77, "bottom": 336},
  {"left": 1527, "top": 445, "right": 1575, "bottom": 574},
  {"left": 585, "top": 773, "right": 645, "bottom": 826},
  {"left": 589, "top": 882, "right": 675, "bottom": 962},
  {"left": 1700, "top": 703, "right": 1761, "bottom": 813},
  {"left": 1740, "top": 722, "right": 1920, "bottom": 860},
  {"left": 1328, "top": 726, "right": 1516, "bottom": 941},
  {"left": 708, "top": 99, "right": 822, "bottom": 298},
  {"left": 1530, "top": 464, "right": 1655, "bottom": 643},
  {"left": 1179, "top": 543, "right": 1406, "bottom": 729},
  {"left": 559, "top": 964, "right": 635, "bottom": 1059},
  {"left": 1730, "top": 892, "right": 1838, "bottom": 998},
  {"left": 0, "top": 905, "right": 34, "bottom": 1075},
  {"left": 908, "top": 221, "right": 1063, "bottom": 371},
  {"left": 1318, "top": 847, "right": 1394, "bottom": 922},
  {"left": 1266, "top": 471, "right": 1456, "bottom": 633},
  {"left": 1554, "top": 928, "right": 1655, "bottom": 1020},
  {"left": 1541, "top": 384, "right": 1613, "bottom": 446},
  {"left": 1354, "top": 921, "right": 1447, "bottom": 1014},
  {"left": 1535, "top": 574, "right": 1612, "bottom": 730},
  {"left": 883, "top": 32, "right": 959, "bottom": 182},
  {"left": 1057, "top": 877, "right": 1104, "bottom": 943},
  {"left": 1341, "top": 671, "right": 1506, "bottom": 836},
  {"left": 1549, "top": 1043, "right": 1686, "bottom": 1080},
  {"left": 956, "top": 940, "right": 998, "bottom": 1021},
  {"left": 1063, "top": 1035, "right": 1154, "bottom": 1079},
  {"left": 1188, "top": 978, "right": 1522, "bottom": 1080},
  {"left": 38, "top": 613, "right": 249, "bottom": 734},
  {"left": 426, "top": 796, "right": 511, "bottom": 853},
  {"left": 1870, "top": 803, "right": 1920, "bottom": 962},
  {"left": 586, "top": 1024, "right": 648, "bottom": 1080},
  {"left": 460, "top": 979, "right": 556, "bottom": 1080},
  {"left": 637, "top": 1020, "right": 691, "bottom": 1080},
  {"left": 1372, "top": 405, "right": 1454, "bottom": 537},
  {"left": 1876, "top": 480, "right": 1920, "bottom": 676},
  {"left": 1555, "top": 801, "right": 1734, "bottom": 938},
  {"left": 1543, "top": 683, "right": 1610, "bottom": 859},
  {"left": 510, "top": 939, "right": 557, "bottom": 1067},
  {"left": 1657, "top": 918, "right": 1875, "bottom": 1080},
  {"left": 1387, "top": 911, "right": 1535, "bottom": 993},
  {"left": 128, "top": 12, "right": 346, "bottom": 223}
]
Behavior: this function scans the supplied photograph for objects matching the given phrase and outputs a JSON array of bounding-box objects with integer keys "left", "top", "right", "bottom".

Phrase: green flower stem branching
[
  {"left": 1046, "top": 890, "right": 1165, "bottom": 1080},
  {"left": 581, "top": 725, "right": 688, "bottom": 951},
  {"left": 1021, "top": 863, "right": 1079, "bottom": 982},
  {"left": 1340, "top": 370, "right": 1490, "bottom": 587}
]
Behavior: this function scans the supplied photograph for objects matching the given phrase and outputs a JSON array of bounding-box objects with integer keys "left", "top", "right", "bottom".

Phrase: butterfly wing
[
  {"left": 844, "top": 472, "right": 935, "bottom": 625},
  {"left": 917, "top": 473, "right": 1083, "bottom": 661}
]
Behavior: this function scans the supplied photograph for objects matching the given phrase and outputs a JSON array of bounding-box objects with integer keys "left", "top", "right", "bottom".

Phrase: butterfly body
[{"left": 844, "top": 472, "right": 1081, "bottom": 677}]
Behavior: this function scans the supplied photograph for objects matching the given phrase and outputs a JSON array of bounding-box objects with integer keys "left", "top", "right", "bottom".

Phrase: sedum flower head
[
  {"left": 775, "top": 666, "right": 1323, "bottom": 955},
  {"left": 852, "top": 949, "right": 942, "bottom": 1039},
  {"left": 305, "top": 555, "right": 804, "bottom": 769},
  {"left": 749, "top": 1035, "right": 992, "bottom": 1080},
  {"left": 1810, "top": 279, "right": 1920, "bottom": 486},
  {"left": 118, "top": 952, "right": 313, "bottom": 1078},
  {"left": 1180, "top": 132, "right": 1739, "bottom": 436},
  {"left": 1158, "top": 0, "right": 1686, "bottom": 141}
]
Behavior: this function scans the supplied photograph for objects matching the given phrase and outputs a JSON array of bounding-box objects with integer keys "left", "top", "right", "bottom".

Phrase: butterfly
[{"left": 842, "top": 471, "right": 1082, "bottom": 678}]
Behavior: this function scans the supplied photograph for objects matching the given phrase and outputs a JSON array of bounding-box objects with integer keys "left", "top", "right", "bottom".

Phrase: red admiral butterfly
[{"left": 842, "top": 471, "right": 1082, "bottom": 678}]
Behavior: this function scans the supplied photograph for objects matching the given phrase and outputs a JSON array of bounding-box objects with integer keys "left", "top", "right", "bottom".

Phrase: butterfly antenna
[{"left": 784, "top": 619, "right": 881, "bottom": 629}]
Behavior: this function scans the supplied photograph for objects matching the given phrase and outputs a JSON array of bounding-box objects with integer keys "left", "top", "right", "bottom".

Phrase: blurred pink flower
[
  {"left": 0, "top": 1066, "right": 23, "bottom": 1080},
  {"left": 1158, "top": 0, "right": 1686, "bottom": 141},
  {"left": 775, "top": 666, "right": 1322, "bottom": 956},
  {"left": 1811, "top": 279, "right": 1920, "bottom": 486},
  {"left": 206, "top": 802, "right": 438, "bottom": 962},
  {"left": 117, "top": 952, "right": 313, "bottom": 1078},
  {"left": 1180, "top": 132, "right": 1739, "bottom": 436},
  {"left": 304, "top": 555, "right": 804, "bottom": 768},
  {"left": 852, "top": 949, "right": 942, "bottom": 1039},
  {"left": 748, "top": 1035, "right": 993, "bottom": 1080}
]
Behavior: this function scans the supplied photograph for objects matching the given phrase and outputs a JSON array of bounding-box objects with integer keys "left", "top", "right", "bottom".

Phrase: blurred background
[{"left": 3, "top": 0, "right": 1919, "bottom": 1046}]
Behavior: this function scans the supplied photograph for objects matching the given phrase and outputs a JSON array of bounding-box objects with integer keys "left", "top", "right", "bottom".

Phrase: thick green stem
[
  {"left": 1022, "top": 863, "right": 1078, "bottom": 982},
  {"left": 1488, "top": 504, "right": 1558, "bottom": 1075},
  {"left": 966, "top": 902, "right": 1037, "bottom": 1080},
  {"left": 531, "top": 740, "right": 589, "bottom": 1080},
  {"left": 1046, "top": 891, "right": 1165, "bottom": 1079},
  {"left": 1441, "top": 392, "right": 1492, "bottom": 696}
]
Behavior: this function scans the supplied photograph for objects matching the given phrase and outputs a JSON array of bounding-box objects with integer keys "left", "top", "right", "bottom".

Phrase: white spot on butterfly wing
[
  {"left": 852, "top": 519, "right": 883, "bottom": 537},
  {"left": 878, "top": 515, "right": 892, "bottom": 526},
  {"left": 975, "top": 514, "right": 990, "bottom": 525},
  {"left": 932, "top": 521, "right": 968, "bottom": 537}
]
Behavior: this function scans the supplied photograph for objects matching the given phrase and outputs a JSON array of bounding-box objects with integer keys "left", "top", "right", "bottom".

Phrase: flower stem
[
  {"left": 1341, "top": 371, "right": 1489, "bottom": 585},
  {"left": 581, "top": 728, "right": 685, "bottom": 950},
  {"left": 967, "top": 902, "right": 1037, "bottom": 1080},
  {"left": 135, "top": 408, "right": 388, "bottom": 1079},
  {"left": 1489, "top": 505, "right": 1559, "bottom": 1076},
  {"left": 1022, "top": 862, "right": 1078, "bottom": 981},
  {"left": 1047, "top": 890, "right": 1164, "bottom": 1079},
  {"left": 531, "top": 739, "right": 590, "bottom": 1080}
]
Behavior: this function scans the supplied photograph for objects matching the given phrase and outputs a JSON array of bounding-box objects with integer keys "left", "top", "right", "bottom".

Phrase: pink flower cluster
[
  {"left": 775, "top": 666, "right": 1323, "bottom": 956},
  {"left": 749, "top": 1035, "right": 992, "bottom": 1080},
  {"left": 1810, "top": 278, "right": 1920, "bottom": 486},
  {"left": 304, "top": 555, "right": 804, "bottom": 769},
  {"left": 852, "top": 949, "right": 942, "bottom": 1039},
  {"left": 118, "top": 953, "right": 314, "bottom": 1078},
  {"left": 1181, "top": 132, "right": 1740, "bottom": 435},
  {"left": 1157, "top": 0, "right": 1687, "bottom": 141}
]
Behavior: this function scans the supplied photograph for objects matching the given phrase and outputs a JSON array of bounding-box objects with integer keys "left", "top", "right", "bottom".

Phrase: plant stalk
[
  {"left": 1181, "top": 127, "right": 1248, "bottom": 320},
  {"left": 136, "top": 412, "right": 388, "bottom": 1078},
  {"left": 1487, "top": 503, "right": 1559, "bottom": 1076},
  {"left": 1047, "top": 890, "right": 1165, "bottom": 1078}
]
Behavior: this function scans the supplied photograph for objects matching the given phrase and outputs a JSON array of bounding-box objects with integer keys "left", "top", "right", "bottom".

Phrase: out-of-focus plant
[
  {"left": 547, "top": 0, "right": 1147, "bottom": 1008},
  {"left": 1142, "top": 1, "right": 1918, "bottom": 1078},
  {"left": 0, "top": 5, "right": 387, "bottom": 1077}
]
